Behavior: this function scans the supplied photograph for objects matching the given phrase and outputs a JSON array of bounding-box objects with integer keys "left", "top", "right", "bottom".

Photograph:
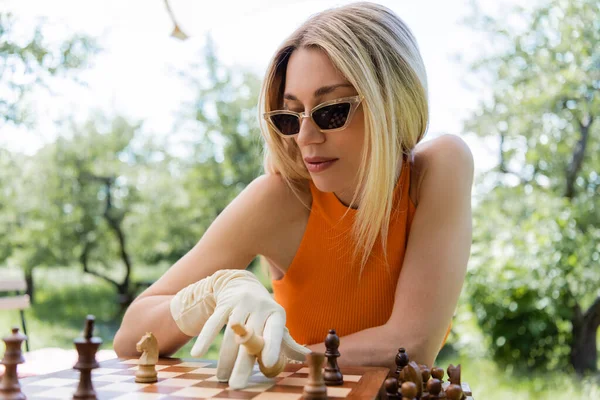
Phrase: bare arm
[
  {"left": 308, "top": 135, "right": 474, "bottom": 368},
  {"left": 113, "top": 174, "right": 294, "bottom": 357}
]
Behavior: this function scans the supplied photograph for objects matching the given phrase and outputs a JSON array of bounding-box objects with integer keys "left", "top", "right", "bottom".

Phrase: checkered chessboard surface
[{"left": 19, "top": 357, "right": 390, "bottom": 399}]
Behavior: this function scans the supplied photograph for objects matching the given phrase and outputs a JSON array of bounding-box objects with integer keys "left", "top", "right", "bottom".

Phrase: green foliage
[
  {"left": 463, "top": 0, "right": 600, "bottom": 371},
  {"left": 0, "top": 12, "right": 98, "bottom": 126},
  {"left": 0, "top": 266, "right": 121, "bottom": 350},
  {"left": 0, "top": 35, "right": 265, "bottom": 304},
  {"left": 2, "top": 116, "right": 145, "bottom": 289},
  {"left": 130, "top": 36, "right": 264, "bottom": 265},
  {"left": 0, "top": 149, "right": 22, "bottom": 261},
  {"left": 0, "top": 265, "right": 220, "bottom": 357},
  {"left": 436, "top": 352, "right": 600, "bottom": 399},
  {"left": 469, "top": 185, "right": 600, "bottom": 369}
]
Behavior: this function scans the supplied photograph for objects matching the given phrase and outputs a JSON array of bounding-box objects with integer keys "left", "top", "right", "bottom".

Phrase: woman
[{"left": 114, "top": 1, "right": 473, "bottom": 390}]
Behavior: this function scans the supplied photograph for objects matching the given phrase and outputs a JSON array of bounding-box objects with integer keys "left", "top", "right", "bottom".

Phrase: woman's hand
[{"left": 169, "top": 269, "right": 309, "bottom": 388}]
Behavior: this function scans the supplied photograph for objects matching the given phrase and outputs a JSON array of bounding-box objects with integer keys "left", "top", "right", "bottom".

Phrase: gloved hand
[{"left": 169, "top": 269, "right": 309, "bottom": 389}]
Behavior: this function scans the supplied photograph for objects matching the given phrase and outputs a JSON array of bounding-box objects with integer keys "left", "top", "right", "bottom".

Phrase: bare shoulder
[
  {"left": 236, "top": 173, "right": 311, "bottom": 254},
  {"left": 410, "top": 134, "right": 474, "bottom": 204},
  {"left": 247, "top": 174, "right": 310, "bottom": 218}
]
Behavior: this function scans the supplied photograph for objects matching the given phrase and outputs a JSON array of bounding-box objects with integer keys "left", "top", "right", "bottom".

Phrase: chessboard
[
  {"left": 3, "top": 319, "right": 476, "bottom": 400},
  {"left": 18, "top": 357, "right": 390, "bottom": 399}
]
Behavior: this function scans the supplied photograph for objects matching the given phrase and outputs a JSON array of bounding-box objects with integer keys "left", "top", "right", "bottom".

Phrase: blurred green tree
[
  {"left": 4, "top": 116, "right": 145, "bottom": 306},
  {"left": 1, "top": 38, "right": 265, "bottom": 309},
  {"left": 0, "top": 149, "right": 25, "bottom": 265},
  {"left": 1, "top": 12, "right": 97, "bottom": 291},
  {"left": 463, "top": 0, "right": 599, "bottom": 373},
  {"left": 130, "top": 36, "right": 264, "bottom": 266},
  {"left": 0, "top": 12, "right": 98, "bottom": 127}
]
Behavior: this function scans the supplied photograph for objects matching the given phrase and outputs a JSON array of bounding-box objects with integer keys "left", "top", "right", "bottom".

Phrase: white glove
[{"left": 170, "top": 269, "right": 309, "bottom": 388}]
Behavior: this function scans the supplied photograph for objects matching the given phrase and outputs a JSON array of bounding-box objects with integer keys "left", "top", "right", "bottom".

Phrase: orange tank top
[{"left": 272, "top": 159, "right": 418, "bottom": 345}]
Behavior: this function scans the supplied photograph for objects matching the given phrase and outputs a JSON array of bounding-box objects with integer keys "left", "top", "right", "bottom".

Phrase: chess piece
[
  {"left": 400, "top": 381, "right": 417, "bottom": 400},
  {"left": 403, "top": 361, "right": 423, "bottom": 398},
  {"left": 323, "top": 329, "right": 343, "bottom": 385},
  {"left": 231, "top": 323, "right": 285, "bottom": 378},
  {"left": 73, "top": 315, "right": 102, "bottom": 400},
  {"left": 447, "top": 364, "right": 461, "bottom": 385},
  {"left": 395, "top": 348, "right": 409, "bottom": 378},
  {"left": 421, "top": 366, "right": 431, "bottom": 391},
  {"left": 135, "top": 332, "right": 158, "bottom": 383},
  {"left": 384, "top": 377, "right": 401, "bottom": 400},
  {"left": 398, "top": 367, "right": 405, "bottom": 382},
  {"left": 302, "top": 352, "right": 327, "bottom": 400},
  {"left": 445, "top": 383, "right": 464, "bottom": 400},
  {"left": 431, "top": 367, "right": 444, "bottom": 383},
  {"left": 425, "top": 378, "right": 442, "bottom": 400},
  {"left": 0, "top": 327, "right": 27, "bottom": 400}
]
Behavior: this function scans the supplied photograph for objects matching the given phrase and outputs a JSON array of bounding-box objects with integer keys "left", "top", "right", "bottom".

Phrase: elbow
[
  {"left": 113, "top": 328, "right": 139, "bottom": 358},
  {"left": 394, "top": 340, "right": 438, "bottom": 369},
  {"left": 406, "top": 340, "right": 439, "bottom": 368},
  {"left": 383, "top": 325, "right": 440, "bottom": 368}
]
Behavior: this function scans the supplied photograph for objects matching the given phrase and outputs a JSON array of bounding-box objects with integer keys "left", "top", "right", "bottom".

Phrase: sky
[{"left": 0, "top": 0, "right": 518, "bottom": 173}]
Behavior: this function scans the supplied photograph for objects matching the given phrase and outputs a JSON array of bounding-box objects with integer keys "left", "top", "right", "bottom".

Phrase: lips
[
  {"left": 304, "top": 156, "right": 338, "bottom": 163},
  {"left": 304, "top": 157, "right": 338, "bottom": 173}
]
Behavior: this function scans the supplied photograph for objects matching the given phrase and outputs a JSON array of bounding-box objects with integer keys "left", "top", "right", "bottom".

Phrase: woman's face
[{"left": 283, "top": 47, "right": 365, "bottom": 206}]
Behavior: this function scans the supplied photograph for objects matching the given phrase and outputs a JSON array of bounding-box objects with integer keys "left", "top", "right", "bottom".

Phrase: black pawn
[
  {"left": 426, "top": 378, "right": 442, "bottom": 400},
  {"left": 323, "top": 329, "right": 343, "bottom": 385},
  {"left": 73, "top": 315, "right": 102, "bottom": 400},
  {"left": 0, "top": 327, "right": 27, "bottom": 400},
  {"left": 385, "top": 376, "right": 401, "bottom": 400},
  {"left": 395, "top": 347, "right": 409, "bottom": 378}
]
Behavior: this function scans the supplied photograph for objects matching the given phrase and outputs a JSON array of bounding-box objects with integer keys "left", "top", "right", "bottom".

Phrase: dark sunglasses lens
[
  {"left": 312, "top": 103, "right": 351, "bottom": 130},
  {"left": 270, "top": 114, "right": 300, "bottom": 136}
]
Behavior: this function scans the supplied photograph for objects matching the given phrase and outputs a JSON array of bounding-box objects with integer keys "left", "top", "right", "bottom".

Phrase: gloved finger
[
  {"left": 261, "top": 311, "right": 285, "bottom": 368},
  {"left": 282, "top": 327, "right": 311, "bottom": 362},
  {"left": 190, "top": 305, "right": 230, "bottom": 357},
  {"left": 228, "top": 345, "right": 256, "bottom": 389},
  {"left": 228, "top": 306, "right": 251, "bottom": 329},
  {"left": 216, "top": 324, "right": 239, "bottom": 382},
  {"left": 228, "top": 313, "right": 267, "bottom": 389},
  {"left": 216, "top": 307, "right": 250, "bottom": 382}
]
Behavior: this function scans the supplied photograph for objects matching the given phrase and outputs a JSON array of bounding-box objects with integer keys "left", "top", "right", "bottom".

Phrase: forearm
[
  {"left": 114, "top": 295, "right": 191, "bottom": 357},
  {"left": 306, "top": 323, "right": 433, "bottom": 371}
]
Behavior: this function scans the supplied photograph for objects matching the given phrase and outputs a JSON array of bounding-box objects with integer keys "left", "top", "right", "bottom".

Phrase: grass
[
  {"left": 1, "top": 267, "right": 121, "bottom": 351},
  {"left": 436, "top": 354, "right": 599, "bottom": 399},
  {"left": 1, "top": 265, "right": 599, "bottom": 399}
]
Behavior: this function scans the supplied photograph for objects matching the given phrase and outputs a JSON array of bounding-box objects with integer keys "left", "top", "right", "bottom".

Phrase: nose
[{"left": 295, "top": 115, "right": 325, "bottom": 146}]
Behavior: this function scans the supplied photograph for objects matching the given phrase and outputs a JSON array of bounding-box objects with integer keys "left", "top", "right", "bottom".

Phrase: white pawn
[{"left": 231, "top": 323, "right": 285, "bottom": 377}]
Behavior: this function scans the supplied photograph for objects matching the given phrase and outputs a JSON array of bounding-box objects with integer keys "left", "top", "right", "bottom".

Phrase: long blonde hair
[{"left": 258, "top": 2, "right": 429, "bottom": 273}]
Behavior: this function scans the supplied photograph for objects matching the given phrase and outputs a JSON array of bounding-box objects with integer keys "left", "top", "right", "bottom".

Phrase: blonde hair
[{"left": 258, "top": 2, "right": 429, "bottom": 273}]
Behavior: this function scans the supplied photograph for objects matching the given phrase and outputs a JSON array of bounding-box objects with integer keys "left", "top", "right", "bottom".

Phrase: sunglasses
[{"left": 263, "top": 95, "right": 364, "bottom": 137}]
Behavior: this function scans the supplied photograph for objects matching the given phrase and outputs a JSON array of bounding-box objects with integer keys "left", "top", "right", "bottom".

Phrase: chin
[{"left": 310, "top": 176, "right": 339, "bottom": 193}]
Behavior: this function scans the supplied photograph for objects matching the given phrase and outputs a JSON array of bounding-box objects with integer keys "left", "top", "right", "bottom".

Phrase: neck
[
  {"left": 334, "top": 190, "right": 359, "bottom": 209},
  {"left": 334, "top": 159, "right": 405, "bottom": 209}
]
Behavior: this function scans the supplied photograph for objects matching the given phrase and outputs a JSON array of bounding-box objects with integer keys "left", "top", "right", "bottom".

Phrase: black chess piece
[
  {"left": 425, "top": 378, "right": 442, "bottom": 400},
  {"left": 385, "top": 376, "right": 401, "bottom": 400},
  {"left": 430, "top": 367, "right": 444, "bottom": 383},
  {"left": 395, "top": 347, "right": 409, "bottom": 379},
  {"left": 421, "top": 366, "right": 431, "bottom": 392},
  {"left": 445, "top": 383, "right": 464, "bottom": 400},
  {"left": 447, "top": 364, "right": 461, "bottom": 385},
  {"left": 0, "top": 327, "right": 27, "bottom": 400},
  {"left": 323, "top": 329, "right": 343, "bottom": 386},
  {"left": 401, "top": 381, "right": 418, "bottom": 400},
  {"left": 73, "top": 315, "right": 102, "bottom": 400}
]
